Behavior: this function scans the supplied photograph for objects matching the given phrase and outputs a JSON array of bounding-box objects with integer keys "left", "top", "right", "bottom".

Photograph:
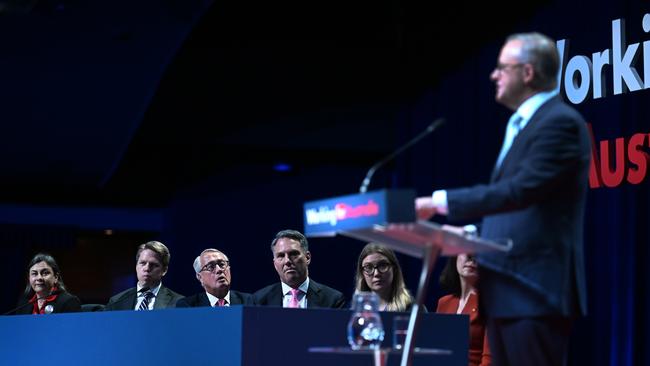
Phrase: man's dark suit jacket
[
  {"left": 253, "top": 279, "right": 346, "bottom": 309},
  {"left": 446, "top": 96, "right": 590, "bottom": 319},
  {"left": 104, "top": 285, "right": 184, "bottom": 311},
  {"left": 175, "top": 290, "right": 255, "bottom": 307}
]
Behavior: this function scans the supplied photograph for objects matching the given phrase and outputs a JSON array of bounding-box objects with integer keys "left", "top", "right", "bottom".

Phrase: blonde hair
[{"left": 354, "top": 243, "right": 413, "bottom": 311}]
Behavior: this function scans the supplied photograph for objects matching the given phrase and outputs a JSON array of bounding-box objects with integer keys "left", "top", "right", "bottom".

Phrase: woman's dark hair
[
  {"left": 23, "top": 253, "right": 67, "bottom": 297},
  {"left": 438, "top": 256, "right": 461, "bottom": 297}
]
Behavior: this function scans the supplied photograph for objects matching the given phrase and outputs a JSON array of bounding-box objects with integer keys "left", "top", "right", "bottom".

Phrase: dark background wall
[{"left": 0, "top": 1, "right": 648, "bottom": 365}]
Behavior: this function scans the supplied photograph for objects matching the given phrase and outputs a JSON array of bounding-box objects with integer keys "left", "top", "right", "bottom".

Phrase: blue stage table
[{"left": 0, "top": 306, "right": 468, "bottom": 366}]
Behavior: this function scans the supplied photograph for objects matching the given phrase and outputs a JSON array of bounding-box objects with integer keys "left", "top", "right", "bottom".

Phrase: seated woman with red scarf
[{"left": 14, "top": 253, "right": 81, "bottom": 315}]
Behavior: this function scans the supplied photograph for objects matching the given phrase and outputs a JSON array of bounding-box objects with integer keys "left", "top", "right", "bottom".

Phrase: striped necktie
[{"left": 138, "top": 291, "right": 154, "bottom": 311}]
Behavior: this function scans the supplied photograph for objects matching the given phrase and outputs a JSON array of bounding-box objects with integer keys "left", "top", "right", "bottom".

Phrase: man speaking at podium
[{"left": 416, "top": 32, "right": 590, "bottom": 366}]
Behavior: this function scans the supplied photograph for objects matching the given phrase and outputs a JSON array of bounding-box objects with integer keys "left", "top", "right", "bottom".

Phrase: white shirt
[
  {"left": 281, "top": 278, "right": 310, "bottom": 308},
  {"left": 206, "top": 291, "right": 231, "bottom": 307},
  {"left": 510, "top": 90, "right": 558, "bottom": 134}
]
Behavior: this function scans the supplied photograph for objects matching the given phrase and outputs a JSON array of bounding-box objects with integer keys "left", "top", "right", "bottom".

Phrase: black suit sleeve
[
  {"left": 103, "top": 289, "right": 136, "bottom": 311},
  {"left": 175, "top": 298, "right": 191, "bottom": 307},
  {"left": 57, "top": 293, "right": 82, "bottom": 313},
  {"left": 332, "top": 292, "right": 347, "bottom": 309},
  {"left": 238, "top": 292, "right": 256, "bottom": 305},
  {"left": 252, "top": 284, "right": 282, "bottom": 306}
]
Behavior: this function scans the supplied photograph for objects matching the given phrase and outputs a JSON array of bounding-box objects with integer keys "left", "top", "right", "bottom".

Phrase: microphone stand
[
  {"left": 359, "top": 118, "right": 445, "bottom": 193},
  {"left": 2, "top": 302, "right": 34, "bottom": 315}
]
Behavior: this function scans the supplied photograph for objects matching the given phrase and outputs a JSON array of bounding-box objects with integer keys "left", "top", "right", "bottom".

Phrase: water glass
[{"left": 347, "top": 292, "right": 385, "bottom": 350}]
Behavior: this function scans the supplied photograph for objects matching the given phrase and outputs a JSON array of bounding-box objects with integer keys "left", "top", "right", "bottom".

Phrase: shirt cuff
[{"left": 432, "top": 190, "right": 449, "bottom": 215}]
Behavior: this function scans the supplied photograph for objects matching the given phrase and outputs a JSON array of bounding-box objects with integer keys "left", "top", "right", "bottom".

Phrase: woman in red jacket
[{"left": 436, "top": 254, "right": 490, "bottom": 366}]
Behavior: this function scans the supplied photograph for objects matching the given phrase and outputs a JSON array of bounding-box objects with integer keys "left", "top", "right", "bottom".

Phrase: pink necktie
[
  {"left": 216, "top": 298, "right": 226, "bottom": 307},
  {"left": 288, "top": 288, "right": 301, "bottom": 308}
]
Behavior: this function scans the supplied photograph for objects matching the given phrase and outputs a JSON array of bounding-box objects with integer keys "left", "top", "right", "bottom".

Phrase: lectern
[{"left": 304, "top": 189, "right": 510, "bottom": 366}]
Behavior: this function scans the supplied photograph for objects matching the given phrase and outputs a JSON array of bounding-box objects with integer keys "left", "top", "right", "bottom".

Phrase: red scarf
[{"left": 28, "top": 287, "right": 59, "bottom": 314}]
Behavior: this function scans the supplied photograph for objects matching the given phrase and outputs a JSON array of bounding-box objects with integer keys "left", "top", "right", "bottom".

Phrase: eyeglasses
[
  {"left": 494, "top": 63, "right": 525, "bottom": 73},
  {"left": 362, "top": 261, "right": 392, "bottom": 275},
  {"left": 200, "top": 260, "right": 230, "bottom": 273}
]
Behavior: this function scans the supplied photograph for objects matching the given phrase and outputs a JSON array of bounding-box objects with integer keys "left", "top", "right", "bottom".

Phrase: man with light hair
[{"left": 105, "top": 241, "right": 184, "bottom": 310}]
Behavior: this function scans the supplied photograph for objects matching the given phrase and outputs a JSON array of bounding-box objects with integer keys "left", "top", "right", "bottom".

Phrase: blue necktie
[{"left": 495, "top": 113, "right": 524, "bottom": 169}]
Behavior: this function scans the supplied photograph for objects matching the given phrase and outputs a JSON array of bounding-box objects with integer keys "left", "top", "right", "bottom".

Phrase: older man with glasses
[{"left": 176, "top": 248, "right": 254, "bottom": 307}]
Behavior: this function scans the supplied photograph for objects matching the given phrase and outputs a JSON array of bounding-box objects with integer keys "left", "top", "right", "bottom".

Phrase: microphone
[
  {"left": 2, "top": 302, "right": 34, "bottom": 315},
  {"left": 359, "top": 118, "right": 446, "bottom": 193},
  {"left": 44, "top": 305, "right": 54, "bottom": 314}
]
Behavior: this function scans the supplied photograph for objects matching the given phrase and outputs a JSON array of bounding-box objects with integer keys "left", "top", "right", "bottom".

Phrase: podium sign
[{"left": 303, "top": 189, "right": 415, "bottom": 237}]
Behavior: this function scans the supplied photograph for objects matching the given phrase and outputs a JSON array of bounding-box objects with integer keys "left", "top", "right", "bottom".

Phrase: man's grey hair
[
  {"left": 192, "top": 255, "right": 202, "bottom": 273},
  {"left": 507, "top": 32, "right": 560, "bottom": 91},
  {"left": 193, "top": 248, "right": 227, "bottom": 273}
]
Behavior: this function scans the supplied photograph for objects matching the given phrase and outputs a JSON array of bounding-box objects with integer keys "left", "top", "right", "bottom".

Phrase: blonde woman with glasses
[{"left": 353, "top": 243, "right": 419, "bottom": 312}]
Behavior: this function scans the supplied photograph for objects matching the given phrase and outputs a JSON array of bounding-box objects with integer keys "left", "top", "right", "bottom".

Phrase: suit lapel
[
  {"left": 306, "top": 281, "right": 320, "bottom": 308},
  {"left": 121, "top": 289, "right": 138, "bottom": 310},
  {"left": 491, "top": 107, "right": 543, "bottom": 182},
  {"left": 273, "top": 283, "right": 284, "bottom": 306},
  {"left": 230, "top": 291, "right": 240, "bottom": 305},
  {"left": 199, "top": 292, "right": 211, "bottom": 307},
  {"left": 154, "top": 287, "right": 169, "bottom": 309}
]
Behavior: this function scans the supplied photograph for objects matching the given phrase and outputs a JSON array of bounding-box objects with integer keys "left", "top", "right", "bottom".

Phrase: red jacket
[{"left": 436, "top": 293, "right": 491, "bottom": 366}]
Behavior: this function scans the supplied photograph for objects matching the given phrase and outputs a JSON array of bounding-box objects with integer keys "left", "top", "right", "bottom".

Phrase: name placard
[{"left": 303, "top": 189, "right": 415, "bottom": 237}]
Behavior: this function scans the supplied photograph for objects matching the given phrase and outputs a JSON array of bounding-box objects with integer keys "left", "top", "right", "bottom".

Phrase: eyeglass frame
[
  {"left": 493, "top": 62, "right": 526, "bottom": 74},
  {"left": 361, "top": 261, "right": 392, "bottom": 276},
  {"left": 200, "top": 260, "right": 230, "bottom": 273}
]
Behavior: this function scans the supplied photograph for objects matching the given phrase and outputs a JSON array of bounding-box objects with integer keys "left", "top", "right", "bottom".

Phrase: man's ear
[
  {"left": 305, "top": 251, "right": 311, "bottom": 265},
  {"left": 523, "top": 63, "right": 535, "bottom": 84}
]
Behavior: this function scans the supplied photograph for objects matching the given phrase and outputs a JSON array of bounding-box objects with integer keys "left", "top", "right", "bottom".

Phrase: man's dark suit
[
  {"left": 446, "top": 96, "right": 590, "bottom": 363},
  {"left": 253, "top": 279, "right": 346, "bottom": 309},
  {"left": 104, "top": 285, "right": 184, "bottom": 311},
  {"left": 175, "top": 291, "right": 255, "bottom": 307},
  {"left": 447, "top": 96, "right": 589, "bottom": 317}
]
